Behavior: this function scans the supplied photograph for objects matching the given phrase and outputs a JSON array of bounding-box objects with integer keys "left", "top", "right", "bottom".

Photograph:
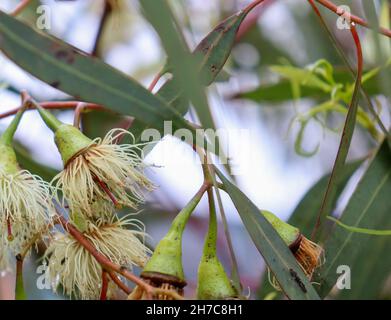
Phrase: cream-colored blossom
[
  {"left": 52, "top": 129, "right": 153, "bottom": 216},
  {"left": 0, "top": 169, "right": 55, "bottom": 234},
  {"left": 45, "top": 215, "right": 150, "bottom": 300}
]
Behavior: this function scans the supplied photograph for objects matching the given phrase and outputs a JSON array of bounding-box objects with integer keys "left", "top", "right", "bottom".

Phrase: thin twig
[
  {"left": 243, "top": 0, "right": 266, "bottom": 14},
  {"left": 0, "top": 101, "right": 105, "bottom": 120},
  {"left": 236, "top": 0, "right": 274, "bottom": 40},
  {"left": 100, "top": 270, "right": 109, "bottom": 300},
  {"left": 148, "top": 71, "right": 164, "bottom": 92},
  {"left": 73, "top": 102, "right": 88, "bottom": 129},
  {"left": 316, "top": 0, "right": 391, "bottom": 38},
  {"left": 108, "top": 272, "right": 132, "bottom": 295}
]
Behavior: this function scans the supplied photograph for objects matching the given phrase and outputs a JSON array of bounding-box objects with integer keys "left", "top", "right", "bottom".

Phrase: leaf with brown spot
[{"left": 0, "top": 11, "right": 195, "bottom": 137}]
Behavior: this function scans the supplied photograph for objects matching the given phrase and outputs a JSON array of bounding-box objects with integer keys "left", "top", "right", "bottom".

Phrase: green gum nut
[
  {"left": 261, "top": 210, "right": 300, "bottom": 246},
  {"left": 0, "top": 107, "right": 26, "bottom": 174},
  {"left": 141, "top": 186, "right": 206, "bottom": 288},
  {"left": 196, "top": 190, "right": 237, "bottom": 300},
  {"left": 141, "top": 229, "right": 186, "bottom": 287},
  {"left": 197, "top": 256, "right": 236, "bottom": 300},
  {"left": 36, "top": 106, "right": 92, "bottom": 165},
  {"left": 0, "top": 144, "right": 19, "bottom": 174},
  {"left": 54, "top": 125, "right": 92, "bottom": 165}
]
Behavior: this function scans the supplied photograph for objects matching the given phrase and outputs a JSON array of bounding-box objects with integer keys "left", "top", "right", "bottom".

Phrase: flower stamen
[{"left": 93, "top": 175, "right": 122, "bottom": 209}]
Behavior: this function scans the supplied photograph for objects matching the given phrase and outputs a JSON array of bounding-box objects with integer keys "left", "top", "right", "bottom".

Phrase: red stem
[
  {"left": 0, "top": 102, "right": 104, "bottom": 120},
  {"left": 243, "top": 0, "right": 266, "bottom": 14},
  {"left": 316, "top": 0, "right": 391, "bottom": 38},
  {"left": 73, "top": 102, "right": 88, "bottom": 129},
  {"left": 93, "top": 175, "right": 121, "bottom": 209},
  {"left": 350, "top": 25, "right": 363, "bottom": 79},
  {"left": 236, "top": 0, "right": 274, "bottom": 41},
  {"left": 7, "top": 218, "right": 13, "bottom": 241},
  {"left": 100, "top": 271, "right": 109, "bottom": 300},
  {"left": 108, "top": 272, "right": 132, "bottom": 295},
  {"left": 148, "top": 72, "right": 163, "bottom": 92}
]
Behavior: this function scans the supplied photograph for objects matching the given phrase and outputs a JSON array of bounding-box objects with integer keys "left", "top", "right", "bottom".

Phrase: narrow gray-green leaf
[
  {"left": 257, "top": 160, "right": 362, "bottom": 299},
  {"left": 157, "top": 9, "right": 252, "bottom": 115},
  {"left": 216, "top": 170, "right": 320, "bottom": 300},
  {"left": 133, "top": 4, "right": 255, "bottom": 148},
  {"left": 0, "top": 11, "right": 192, "bottom": 135},
  {"left": 315, "top": 141, "right": 391, "bottom": 298},
  {"left": 313, "top": 29, "right": 363, "bottom": 240},
  {"left": 140, "top": 0, "right": 215, "bottom": 132}
]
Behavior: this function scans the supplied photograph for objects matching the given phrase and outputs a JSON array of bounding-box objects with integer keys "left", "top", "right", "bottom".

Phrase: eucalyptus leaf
[
  {"left": 315, "top": 141, "right": 391, "bottom": 299},
  {"left": 257, "top": 160, "right": 362, "bottom": 299},
  {"left": 0, "top": 11, "right": 193, "bottom": 135},
  {"left": 216, "top": 169, "right": 320, "bottom": 300}
]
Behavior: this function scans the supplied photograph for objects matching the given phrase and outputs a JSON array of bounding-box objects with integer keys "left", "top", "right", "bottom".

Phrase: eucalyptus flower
[
  {"left": 45, "top": 215, "right": 150, "bottom": 300},
  {"left": 36, "top": 106, "right": 153, "bottom": 216},
  {"left": 0, "top": 107, "right": 54, "bottom": 246}
]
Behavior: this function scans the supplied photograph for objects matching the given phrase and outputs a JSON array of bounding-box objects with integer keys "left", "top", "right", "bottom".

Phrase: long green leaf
[
  {"left": 257, "top": 160, "right": 362, "bottom": 299},
  {"left": 140, "top": 0, "right": 215, "bottom": 133},
  {"left": 315, "top": 141, "right": 391, "bottom": 299},
  {"left": 313, "top": 31, "right": 363, "bottom": 240},
  {"left": 132, "top": 4, "right": 256, "bottom": 146},
  {"left": 157, "top": 9, "right": 253, "bottom": 115},
  {"left": 0, "top": 11, "right": 192, "bottom": 135},
  {"left": 216, "top": 170, "right": 320, "bottom": 300}
]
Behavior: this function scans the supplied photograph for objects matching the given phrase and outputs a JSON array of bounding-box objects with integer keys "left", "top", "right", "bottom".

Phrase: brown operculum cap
[
  {"left": 289, "top": 234, "right": 323, "bottom": 278},
  {"left": 140, "top": 271, "right": 187, "bottom": 300}
]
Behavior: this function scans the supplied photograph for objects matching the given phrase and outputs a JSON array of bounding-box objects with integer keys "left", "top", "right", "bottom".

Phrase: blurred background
[{"left": 0, "top": 0, "right": 390, "bottom": 299}]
